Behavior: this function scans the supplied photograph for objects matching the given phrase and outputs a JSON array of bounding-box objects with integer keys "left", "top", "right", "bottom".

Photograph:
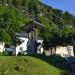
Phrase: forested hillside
[{"left": 0, "top": 0, "right": 75, "bottom": 52}]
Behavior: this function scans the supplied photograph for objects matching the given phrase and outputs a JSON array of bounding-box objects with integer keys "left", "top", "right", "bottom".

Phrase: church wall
[{"left": 15, "top": 37, "right": 28, "bottom": 55}]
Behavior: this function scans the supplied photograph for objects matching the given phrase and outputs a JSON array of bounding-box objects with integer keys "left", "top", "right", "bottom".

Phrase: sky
[{"left": 40, "top": 0, "right": 75, "bottom": 15}]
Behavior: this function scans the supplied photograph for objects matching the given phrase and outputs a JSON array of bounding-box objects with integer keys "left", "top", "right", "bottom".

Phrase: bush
[
  {"left": 17, "top": 52, "right": 25, "bottom": 56},
  {"left": 0, "top": 52, "right": 7, "bottom": 56},
  {"left": 42, "top": 52, "right": 46, "bottom": 56},
  {"left": 0, "top": 52, "right": 4, "bottom": 56}
]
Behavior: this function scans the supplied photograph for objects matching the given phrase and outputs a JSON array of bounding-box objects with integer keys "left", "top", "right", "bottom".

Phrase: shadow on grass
[{"left": 29, "top": 54, "right": 70, "bottom": 75}]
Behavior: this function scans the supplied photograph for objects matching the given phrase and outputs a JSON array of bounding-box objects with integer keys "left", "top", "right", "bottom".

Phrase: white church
[
  {"left": 5, "top": 21, "right": 44, "bottom": 55},
  {"left": 14, "top": 32, "right": 43, "bottom": 55}
]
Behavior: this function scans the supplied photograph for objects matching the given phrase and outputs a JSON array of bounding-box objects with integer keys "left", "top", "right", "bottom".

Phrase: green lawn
[{"left": 0, "top": 56, "right": 69, "bottom": 75}]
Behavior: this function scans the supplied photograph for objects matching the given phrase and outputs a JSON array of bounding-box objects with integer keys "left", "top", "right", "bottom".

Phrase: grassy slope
[{"left": 0, "top": 56, "right": 66, "bottom": 75}]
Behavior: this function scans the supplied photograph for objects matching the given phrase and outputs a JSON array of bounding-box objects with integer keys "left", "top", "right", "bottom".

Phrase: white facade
[
  {"left": 0, "top": 42, "right": 5, "bottom": 52},
  {"left": 44, "top": 45, "right": 74, "bottom": 57},
  {"left": 37, "top": 40, "right": 43, "bottom": 54},
  {"left": 15, "top": 37, "right": 28, "bottom": 55},
  {"left": 56, "top": 46, "right": 74, "bottom": 57},
  {"left": 15, "top": 37, "right": 43, "bottom": 55}
]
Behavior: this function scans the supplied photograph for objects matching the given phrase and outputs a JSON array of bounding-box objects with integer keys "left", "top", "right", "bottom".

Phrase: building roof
[
  {"left": 15, "top": 32, "right": 28, "bottom": 38},
  {"left": 22, "top": 21, "right": 45, "bottom": 32},
  {"left": 15, "top": 32, "right": 42, "bottom": 40}
]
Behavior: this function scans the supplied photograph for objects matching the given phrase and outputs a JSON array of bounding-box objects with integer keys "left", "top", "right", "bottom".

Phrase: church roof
[
  {"left": 15, "top": 32, "right": 28, "bottom": 38},
  {"left": 15, "top": 32, "right": 42, "bottom": 40},
  {"left": 22, "top": 21, "right": 45, "bottom": 32}
]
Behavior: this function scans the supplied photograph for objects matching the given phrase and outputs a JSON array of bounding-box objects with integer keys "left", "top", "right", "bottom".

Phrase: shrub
[
  {"left": 17, "top": 52, "right": 24, "bottom": 56},
  {"left": 42, "top": 52, "right": 46, "bottom": 56}
]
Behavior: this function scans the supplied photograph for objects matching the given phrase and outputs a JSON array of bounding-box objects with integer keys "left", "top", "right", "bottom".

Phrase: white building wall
[
  {"left": 15, "top": 37, "right": 28, "bottom": 55},
  {"left": 0, "top": 42, "right": 5, "bottom": 52},
  {"left": 56, "top": 46, "right": 74, "bottom": 57},
  {"left": 37, "top": 40, "right": 43, "bottom": 54},
  {"left": 66, "top": 46, "right": 74, "bottom": 57},
  {"left": 15, "top": 37, "right": 43, "bottom": 55}
]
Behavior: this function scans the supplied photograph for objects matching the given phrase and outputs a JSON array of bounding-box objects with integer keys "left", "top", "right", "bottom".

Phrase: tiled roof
[
  {"left": 15, "top": 32, "right": 42, "bottom": 40},
  {"left": 15, "top": 32, "right": 28, "bottom": 38}
]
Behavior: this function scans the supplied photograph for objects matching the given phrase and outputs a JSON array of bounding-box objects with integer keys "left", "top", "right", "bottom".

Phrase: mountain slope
[{"left": 0, "top": 0, "right": 75, "bottom": 50}]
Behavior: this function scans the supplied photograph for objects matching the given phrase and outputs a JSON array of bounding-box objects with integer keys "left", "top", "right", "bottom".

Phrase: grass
[{"left": 0, "top": 56, "right": 69, "bottom": 75}]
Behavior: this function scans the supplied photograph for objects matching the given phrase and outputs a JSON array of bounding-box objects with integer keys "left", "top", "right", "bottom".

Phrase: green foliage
[
  {"left": 0, "top": 29, "right": 11, "bottom": 44},
  {"left": 0, "top": 0, "right": 75, "bottom": 51},
  {"left": 17, "top": 52, "right": 25, "bottom": 56},
  {"left": 0, "top": 52, "right": 4, "bottom": 56},
  {"left": 0, "top": 4, "right": 30, "bottom": 44}
]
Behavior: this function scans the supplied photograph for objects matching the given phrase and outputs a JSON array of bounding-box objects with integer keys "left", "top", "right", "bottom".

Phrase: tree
[
  {"left": 11, "top": 33, "right": 22, "bottom": 47},
  {"left": 0, "top": 29, "right": 11, "bottom": 44},
  {"left": 12, "top": 0, "right": 23, "bottom": 9}
]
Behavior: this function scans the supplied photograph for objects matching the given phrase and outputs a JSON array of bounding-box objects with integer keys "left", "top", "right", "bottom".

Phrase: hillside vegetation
[
  {"left": 0, "top": 0, "right": 75, "bottom": 52},
  {"left": 0, "top": 56, "right": 69, "bottom": 75}
]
